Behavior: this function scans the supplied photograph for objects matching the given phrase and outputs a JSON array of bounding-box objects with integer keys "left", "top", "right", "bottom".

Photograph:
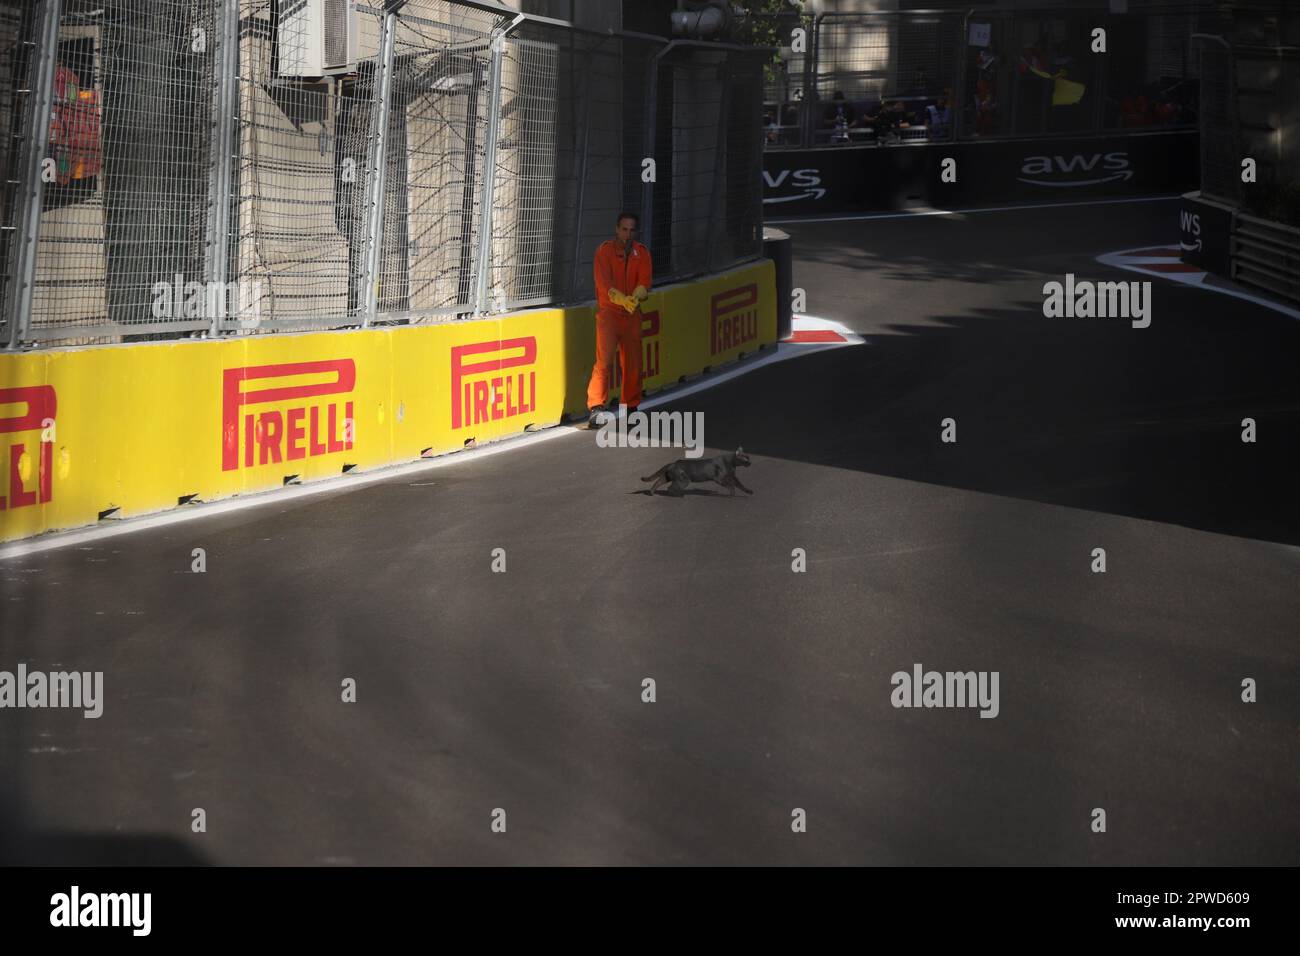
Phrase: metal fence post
[
  {"left": 704, "top": 59, "right": 731, "bottom": 274},
  {"left": 1093, "top": 13, "right": 1110, "bottom": 136},
  {"left": 5, "top": 0, "right": 60, "bottom": 349},
  {"left": 804, "top": 13, "right": 823, "bottom": 149},
  {"left": 954, "top": 8, "right": 972, "bottom": 141},
  {"left": 641, "top": 55, "right": 658, "bottom": 255},
  {"left": 205, "top": 0, "right": 239, "bottom": 336},
  {"left": 472, "top": 30, "right": 506, "bottom": 316},
  {"left": 642, "top": 40, "right": 683, "bottom": 257},
  {"left": 361, "top": 8, "right": 399, "bottom": 327},
  {"left": 795, "top": 13, "right": 806, "bottom": 148}
]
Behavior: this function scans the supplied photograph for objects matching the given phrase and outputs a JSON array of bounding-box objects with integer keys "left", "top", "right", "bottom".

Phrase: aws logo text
[
  {"left": 451, "top": 337, "right": 538, "bottom": 429},
  {"left": 222, "top": 360, "right": 355, "bottom": 471},
  {"left": 710, "top": 285, "right": 759, "bottom": 355},
  {"left": 762, "top": 167, "right": 825, "bottom": 203},
  {"left": 1180, "top": 210, "right": 1203, "bottom": 252},
  {"left": 1, "top": 385, "right": 56, "bottom": 511},
  {"left": 1018, "top": 152, "right": 1131, "bottom": 187}
]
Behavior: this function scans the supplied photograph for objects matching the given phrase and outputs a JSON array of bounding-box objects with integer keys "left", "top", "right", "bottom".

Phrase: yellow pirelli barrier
[
  {"left": 604, "top": 259, "right": 778, "bottom": 401},
  {"left": 0, "top": 259, "right": 774, "bottom": 543}
]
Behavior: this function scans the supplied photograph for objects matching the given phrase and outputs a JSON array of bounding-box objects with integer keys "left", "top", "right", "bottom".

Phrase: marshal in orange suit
[{"left": 587, "top": 211, "right": 652, "bottom": 424}]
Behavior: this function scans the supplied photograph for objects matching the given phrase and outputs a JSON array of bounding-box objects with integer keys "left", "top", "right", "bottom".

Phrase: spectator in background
[
  {"left": 778, "top": 103, "right": 800, "bottom": 145},
  {"left": 823, "top": 91, "right": 855, "bottom": 144},
  {"left": 974, "top": 78, "right": 998, "bottom": 136},
  {"left": 1120, "top": 94, "right": 1151, "bottom": 127},
  {"left": 873, "top": 100, "right": 912, "bottom": 143},
  {"left": 926, "top": 94, "right": 952, "bottom": 140},
  {"left": 974, "top": 48, "right": 1000, "bottom": 137}
]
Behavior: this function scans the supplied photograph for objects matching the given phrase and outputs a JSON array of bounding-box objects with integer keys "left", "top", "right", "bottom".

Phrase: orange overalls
[{"left": 588, "top": 238, "right": 652, "bottom": 411}]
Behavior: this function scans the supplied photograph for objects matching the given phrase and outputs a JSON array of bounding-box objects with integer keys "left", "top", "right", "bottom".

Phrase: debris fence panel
[
  {"left": 227, "top": 0, "right": 376, "bottom": 332},
  {"left": 1197, "top": 36, "right": 1240, "bottom": 205},
  {"left": 537, "top": 26, "right": 635, "bottom": 306},
  {"left": 25, "top": 0, "right": 218, "bottom": 344},
  {"left": 370, "top": 4, "right": 495, "bottom": 323},
  {"left": 0, "top": 1, "right": 39, "bottom": 346},
  {"left": 4, "top": 1, "right": 770, "bottom": 346},
  {"left": 643, "top": 44, "right": 765, "bottom": 285},
  {"left": 484, "top": 35, "right": 556, "bottom": 312}
]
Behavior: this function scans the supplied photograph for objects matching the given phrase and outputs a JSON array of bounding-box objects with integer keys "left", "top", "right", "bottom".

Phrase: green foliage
[{"left": 730, "top": 1, "right": 808, "bottom": 87}]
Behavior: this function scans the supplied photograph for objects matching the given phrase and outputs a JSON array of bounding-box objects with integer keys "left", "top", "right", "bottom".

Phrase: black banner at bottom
[{"left": 1, "top": 865, "right": 1285, "bottom": 942}]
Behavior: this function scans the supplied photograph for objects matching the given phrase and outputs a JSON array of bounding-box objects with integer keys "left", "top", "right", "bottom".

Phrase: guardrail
[{"left": 1232, "top": 211, "right": 1300, "bottom": 304}]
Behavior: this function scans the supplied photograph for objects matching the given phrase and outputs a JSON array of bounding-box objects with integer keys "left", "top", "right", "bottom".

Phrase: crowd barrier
[{"left": 763, "top": 129, "right": 1199, "bottom": 215}]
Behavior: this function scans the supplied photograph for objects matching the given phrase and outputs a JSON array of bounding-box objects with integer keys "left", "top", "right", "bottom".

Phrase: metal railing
[
  {"left": 1233, "top": 211, "right": 1300, "bottom": 303},
  {"left": 1, "top": 0, "right": 769, "bottom": 347}
]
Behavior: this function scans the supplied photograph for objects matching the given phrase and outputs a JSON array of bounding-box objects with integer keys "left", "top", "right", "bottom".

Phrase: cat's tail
[{"left": 641, "top": 465, "right": 669, "bottom": 482}]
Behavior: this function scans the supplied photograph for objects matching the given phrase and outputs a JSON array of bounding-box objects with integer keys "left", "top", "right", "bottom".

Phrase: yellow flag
[
  {"left": 1030, "top": 64, "right": 1087, "bottom": 106},
  {"left": 1052, "top": 74, "right": 1086, "bottom": 106}
]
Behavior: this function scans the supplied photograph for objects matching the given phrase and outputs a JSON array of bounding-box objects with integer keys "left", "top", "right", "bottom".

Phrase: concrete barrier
[{"left": 0, "top": 260, "right": 775, "bottom": 543}]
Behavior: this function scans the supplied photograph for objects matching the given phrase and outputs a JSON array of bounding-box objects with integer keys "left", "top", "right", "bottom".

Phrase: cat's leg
[
  {"left": 731, "top": 475, "right": 754, "bottom": 495},
  {"left": 716, "top": 476, "right": 736, "bottom": 496}
]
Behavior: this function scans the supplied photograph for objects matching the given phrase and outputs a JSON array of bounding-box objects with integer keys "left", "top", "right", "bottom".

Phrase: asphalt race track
[{"left": 3, "top": 197, "right": 1297, "bottom": 865}]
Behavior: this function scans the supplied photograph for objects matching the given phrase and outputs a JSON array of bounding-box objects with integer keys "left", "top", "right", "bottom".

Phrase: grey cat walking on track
[{"left": 642, "top": 447, "right": 754, "bottom": 496}]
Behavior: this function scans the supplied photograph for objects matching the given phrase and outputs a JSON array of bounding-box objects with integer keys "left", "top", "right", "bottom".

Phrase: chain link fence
[
  {"left": 230, "top": 1, "right": 372, "bottom": 332},
  {"left": 0, "top": 1, "right": 38, "bottom": 347},
  {"left": 28, "top": 0, "right": 219, "bottom": 344},
  {"left": 753, "top": 4, "right": 1222, "bottom": 151},
  {"left": 1, "top": 0, "right": 768, "bottom": 347},
  {"left": 1196, "top": 34, "right": 1241, "bottom": 205},
  {"left": 534, "top": 24, "right": 643, "bottom": 307},
  {"left": 368, "top": 0, "right": 494, "bottom": 324},
  {"left": 643, "top": 43, "right": 766, "bottom": 282}
]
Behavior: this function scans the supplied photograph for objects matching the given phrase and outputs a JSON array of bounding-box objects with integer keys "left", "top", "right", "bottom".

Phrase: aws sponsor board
[
  {"left": 761, "top": 130, "right": 1197, "bottom": 215},
  {"left": 1178, "top": 191, "right": 1235, "bottom": 277},
  {"left": 0, "top": 260, "right": 774, "bottom": 543}
]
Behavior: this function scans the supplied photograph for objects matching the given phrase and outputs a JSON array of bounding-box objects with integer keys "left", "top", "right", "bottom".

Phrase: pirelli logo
[
  {"left": 612, "top": 311, "right": 661, "bottom": 387},
  {"left": 0, "top": 385, "right": 56, "bottom": 510},
  {"left": 222, "top": 360, "right": 355, "bottom": 471},
  {"left": 450, "top": 336, "right": 538, "bottom": 429},
  {"left": 709, "top": 284, "right": 759, "bottom": 356}
]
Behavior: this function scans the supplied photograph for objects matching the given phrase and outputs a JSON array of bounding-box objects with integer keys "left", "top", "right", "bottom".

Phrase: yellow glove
[
  {"left": 608, "top": 288, "right": 630, "bottom": 309},
  {"left": 632, "top": 285, "right": 648, "bottom": 303},
  {"left": 623, "top": 295, "right": 639, "bottom": 314}
]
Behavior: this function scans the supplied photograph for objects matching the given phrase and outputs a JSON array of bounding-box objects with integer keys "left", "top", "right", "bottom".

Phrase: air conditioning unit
[{"left": 278, "top": 0, "right": 358, "bottom": 78}]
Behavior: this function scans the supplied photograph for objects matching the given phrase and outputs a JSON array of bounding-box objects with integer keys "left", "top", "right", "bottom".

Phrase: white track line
[
  {"left": 1096, "top": 246, "right": 1300, "bottom": 322},
  {"left": 766, "top": 194, "right": 1180, "bottom": 226},
  {"left": 0, "top": 318, "right": 862, "bottom": 559}
]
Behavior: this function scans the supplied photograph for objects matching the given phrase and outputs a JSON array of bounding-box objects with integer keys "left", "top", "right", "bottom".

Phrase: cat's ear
[{"left": 736, "top": 446, "right": 744, "bottom": 454}]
